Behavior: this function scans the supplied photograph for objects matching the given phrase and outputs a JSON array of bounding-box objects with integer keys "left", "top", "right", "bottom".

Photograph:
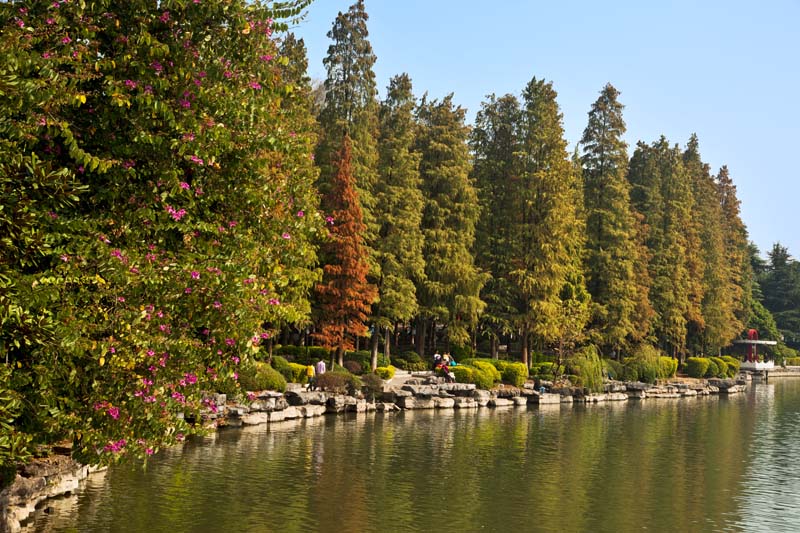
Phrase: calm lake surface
[{"left": 26, "top": 380, "right": 800, "bottom": 533}]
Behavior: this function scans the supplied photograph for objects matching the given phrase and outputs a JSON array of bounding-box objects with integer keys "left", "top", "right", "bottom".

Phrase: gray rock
[
  {"left": 282, "top": 406, "right": 300, "bottom": 419},
  {"left": 472, "top": 389, "right": 491, "bottom": 400},
  {"left": 489, "top": 398, "right": 514, "bottom": 407},
  {"left": 241, "top": 412, "right": 269, "bottom": 426},
  {"left": 326, "top": 396, "right": 348, "bottom": 413},
  {"left": 285, "top": 391, "right": 328, "bottom": 406},
  {"left": 495, "top": 387, "right": 520, "bottom": 399},
  {"left": 299, "top": 404, "right": 327, "bottom": 417},
  {"left": 512, "top": 396, "right": 529, "bottom": 406},
  {"left": 535, "top": 392, "right": 561, "bottom": 405},
  {"left": 453, "top": 397, "right": 478, "bottom": 408},
  {"left": 249, "top": 397, "right": 277, "bottom": 412},
  {"left": 268, "top": 410, "right": 286, "bottom": 422},
  {"left": 626, "top": 390, "right": 646, "bottom": 399},
  {"left": 375, "top": 402, "right": 401, "bottom": 412},
  {"left": 402, "top": 384, "right": 439, "bottom": 396},
  {"left": 433, "top": 397, "right": 455, "bottom": 409}
]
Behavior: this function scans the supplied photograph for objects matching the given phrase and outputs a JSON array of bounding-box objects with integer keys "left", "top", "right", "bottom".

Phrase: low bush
[
  {"left": 721, "top": 356, "right": 740, "bottom": 377},
  {"left": 710, "top": 357, "right": 729, "bottom": 378},
  {"left": 375, "top": 365, "right": 396, "bottom": 380},
  {"left": 392, "top": 351, "right": 427, "bottom": 372},
  {"left": 238, "top": 362, "right": 287, "bottom": 393},
  {"left": 307, "top": 346, "right": 330, "bottom": 364},
  {"left": 271, "top": 355, "right": 292, "bottom": 382},
  {"left": 705, "top": 359, "right": 720, "bottom": 378},
  {"left": 287, "top": 362, "right": 309, "bottom": 384},
  {"left": 361, "top": 373, "right": 384, "bottom": 400},
  {"left": 603, "top": 359, "right": 624, "bottom": 380},
  {"left": 658, "top": 357, "right": 678, "bottom": 379},
  {"left": 470, "top": 360, "right": 502, "bottom": 384},
  {"left": 686, "top": 357, "right": 710, "bottom": 378},
  {"left": 784, "top": 357, "right": 800, "bottom": 366},
  {"left": 567, "top": 346, "right": 603, "bottom": 392},
  {"left": 451, "top": 365, "right": 474, "bottom": 384},
  {"left": 315, "top": 371, "right": 362, "bottom": 395},
  {"left": 623, "top": 356, "right": 657, "bottom": 384},
  {"left": 450, "top": 344, "right": 475, "bottom": 360},
  {"left": 501, "top": 362, "right": 528, "bottom": 387},
  {"left": 343, "top": 360, "right": 363, "bottom": 375}
]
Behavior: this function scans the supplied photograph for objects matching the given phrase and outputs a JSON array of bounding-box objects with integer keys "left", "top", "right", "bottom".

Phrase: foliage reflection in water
[{"left": 26, "top": 380, "right": 800, "bottom": 532}]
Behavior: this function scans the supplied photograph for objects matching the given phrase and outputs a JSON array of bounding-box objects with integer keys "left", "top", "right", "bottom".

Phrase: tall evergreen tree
[
  {"left": 314, "top": 136, "right": 377, "bottom": 365},
  {"left": 716, "top": 165, "right": 752, "bottom": 334},
  {"left": 471, "top": 93, "right": 522, "bottom": 357},
  {"left": 369, "top": 73, "right": 424, "bottom": 368},
  {"left": 316, "top": 0, "right": 380, "bottom": 259},
  {"left": 514, "top": 77, "right": 589, "bottom": 366},
  {"left": 761, "top": 243, "right": 800, "bottom": 347},
  {"left": 683, "top": 136, "right": 739, "bottom": 353},
  {"left": 415, "top": 94, "right": 486, "bottom": 356},
  {"left": 579, "top": 83, "right": 643, "bottom": 357},
  {"left": 628, "top": 138, "right": 694, "bottom": 359}
]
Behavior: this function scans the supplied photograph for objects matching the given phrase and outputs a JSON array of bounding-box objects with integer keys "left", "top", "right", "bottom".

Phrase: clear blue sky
[{"left": 292, "top": 0, "right": 800, "bottom": 260}]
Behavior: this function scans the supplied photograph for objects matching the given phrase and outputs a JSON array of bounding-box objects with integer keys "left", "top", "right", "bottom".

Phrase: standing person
[
  {"left": 305, "top": 363, "right": 316, "bottom": 391},
  {"left": 316, "top": 358, "right": 327, "bottom": 377},
  {"left": 433, "top": 352, "right": 442, "bottom": 369}
]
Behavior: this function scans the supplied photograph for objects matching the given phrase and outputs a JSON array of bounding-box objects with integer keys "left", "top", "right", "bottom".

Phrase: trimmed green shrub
[
  {"left": 271, "top": 355, "right": 292, "bottom": 382},
  {"left": 705, "top": 359, "right": 720, "bottom": 378},
  {"left": 308, "top": 346, "right": 331, "bottom": 363},
  {"left": 238, "top": 362, "right": 287, "bottom": 393},
  {"left": 623, "top": 356, "right": 657, "bottom": 384},
  {"left": 392, "top": 351, "right": 427, "bottom": 371},
  {"left": 657, "top": 357, "right": 678, "bottom": 379},
  {"left": 710, "top": 357, "right": 729, "bottom": 378},
  {"left": 721, "top": 356, "right": 740, "bottom": 377},
  {"left": 451, "top": 365, "right": 474, "bottom": 384},
  {"left": 375, "top": 365, "right": 396, "bottom": 380},
  {"left": 287, "top": 362, "right": 309, "bottom": 384},
  {"left": 784, "top": 357, "right": 800, "bottom": 366},
  {"left": 274, "top": 345, "right": 307, "bottom": 359},
  {"left": 470, "top": 360, "right": 502, "bottom": 384},
  {"left": 501, "top": 362, "right": 528, "bottom": 387},
  {"left": 315, "top": 371, "right": 362, "bottom": 395},
  {"left": 686, "top": 357, "right": 710, "bottom": 378}
]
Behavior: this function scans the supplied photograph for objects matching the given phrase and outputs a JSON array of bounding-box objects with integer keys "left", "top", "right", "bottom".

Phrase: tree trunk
[
  {"left": 491, "top": 336, "right": 498, "bottom": 359},
  {"left": 521, "top": 326, "right": 529, "bottom": 368},
  {"left": 417, "top": 318, "right": 428, "bottom": 358},
  {"left": 384, "top": 327, "right": 391, "bottom": 363},
  {"left": 370, "top": 329, "right": 380, "bottom": 371}
]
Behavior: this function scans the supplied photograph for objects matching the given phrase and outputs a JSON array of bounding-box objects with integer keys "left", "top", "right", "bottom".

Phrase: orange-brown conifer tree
[{"left": 314, "top": 135, "right": 377, "bottom": 365}]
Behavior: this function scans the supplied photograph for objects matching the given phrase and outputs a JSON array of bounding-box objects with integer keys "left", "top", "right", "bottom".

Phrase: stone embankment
[{"left": 0, "top": 373, "right": 746, "bottom": 532}]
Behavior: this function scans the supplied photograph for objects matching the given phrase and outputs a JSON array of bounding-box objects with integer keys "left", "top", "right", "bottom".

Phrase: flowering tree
[{"left": 0, "top": 0, "right": 318, "bottom": 466}]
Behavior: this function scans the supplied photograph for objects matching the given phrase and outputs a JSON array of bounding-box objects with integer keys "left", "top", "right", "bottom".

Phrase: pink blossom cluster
[
  {"left": 165, "top": 205, "right": 187, "bottom": 221},
  {"left": 103, "top": 439, "right": 127, "bottom": 453}
]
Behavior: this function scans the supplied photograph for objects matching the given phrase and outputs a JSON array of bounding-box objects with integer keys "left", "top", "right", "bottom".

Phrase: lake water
[{"left": 25, "top": 380, "right": 800, "bottom": 532}]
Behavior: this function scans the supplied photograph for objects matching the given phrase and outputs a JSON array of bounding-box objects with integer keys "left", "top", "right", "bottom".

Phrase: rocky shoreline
[{"left": 0, "top": 374, "right": 748, "bottom": 532}]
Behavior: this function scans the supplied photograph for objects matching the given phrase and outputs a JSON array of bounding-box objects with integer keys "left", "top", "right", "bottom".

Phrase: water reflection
[{"left": 26, "top": 382, "right": 800, "bottom": 533}]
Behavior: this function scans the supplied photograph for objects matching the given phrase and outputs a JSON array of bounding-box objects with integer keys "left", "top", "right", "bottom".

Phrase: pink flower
[
  {"left": 61, "top": 35, "right": 71, "bottom": 44},
  {"left": 228, "top": 220, "right": 237, "bottom": 228},
  {"left": 325, "top": 216, "right": 334, "bottom": 224},
  {"left": 60, "top": 254, "right": 70, "bottom": 262},
  {"left": 180, "top": 182, "right": 191, "bottom": 190},
  {"left": 107, "top": 406, "right": 120, "bottom": 419},
  {"left": 109, "top": 346, "right": 116, "bottom": 354},
  {"left": 124, "top": 79, "right": 137, "bottom": 89},
  {"left": 296, "top": 210, "right": 304, "bottom": 217},
  {"left": 213, "top": 301, "right": 222, "bottom": 309},
  {"left": 189, "top": 155, "right": 204, "bottom": 166},
  {"left": 184, "top": 287, "right": 192, "bottom": 294},
  {"left": 117, "top": 296, "right": 125, "bottom": 302},
  {"left": 249, "top": 81, "right": 262, "bottom": 90},
  {"left": 151, "top": 61, "right": 163, "bottom": 73},
  {"left": 231, "top": 356, "right": 240, "bottom": 364},
  {"left": 146, "top": 448, "right": 154, "bottom": 456},
  {"left": 191, "top": 270, "right": 200, "bottom": 279},
  {"left": 194, "top": 187, "right": 203, "bottom": 196},
  {"left": 185, "top": 373, "right": 197, "bottom": 385},
  {"left": 259, "top": 55, "right": 273, "bottom": 62},
  {"left": 147, "top": 349, "right": 155, "bottom": 357},
  {"left": 47, "top": 18, "right": 55, "bottom": 24},
  {"left": 282, "top": 232, "right": 291, "bottom": 239},
  {"left": 225, "top": 338, "right": 235, "bottom": 346},
  {"left": 15, "top": 19, "right": 24, "bottom": 28},
  {"left": 42, "top": 52, "right": 52, "bottom": 59},
  {"left": 179, "top": 99, "right": 191, "bottom": 109},
  {"left": 182, "top": 132, "right": 195, "bottom": 141},
  {"left": 160, "top": 11, "right": 170, "bottom": 23},
  {"left": 268, "top": 298, "right": 280, "bottom": 306},
  {"left": 129, "top": 266, "right": 139, "bottom": 274}
]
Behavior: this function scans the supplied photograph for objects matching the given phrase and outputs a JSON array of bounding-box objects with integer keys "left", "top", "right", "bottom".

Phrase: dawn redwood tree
[
  {"left": 514, "top": 77, "right": 589, "bottom": 366},
  {"left": 316, "top": 0, "right": 380, "bottom": 258},
  {"left": 579, "top": 84, "right": 644, "bottom": 357},
  {"left": 415, "top": 94, "right": 486, "bottom": 356},
  {"left": 369, "top": 73, "right": 424, "bottom": 368},
  {"left": 628, "top": 138, "right": 694, "bottom": 359},
  {"left": 0, "top": 0, "right": 318, "bottom": 465},
  {"left": 471, "top": 93, "right": 523, "bottom": 357},
  {"left": 314, "top": 136, "right": 377, "bottom": 366}
]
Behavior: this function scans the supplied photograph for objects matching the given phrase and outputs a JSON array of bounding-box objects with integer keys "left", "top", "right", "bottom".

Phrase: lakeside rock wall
[{"left": 1, "top": 374, "right": 747, "bottom": 532}]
